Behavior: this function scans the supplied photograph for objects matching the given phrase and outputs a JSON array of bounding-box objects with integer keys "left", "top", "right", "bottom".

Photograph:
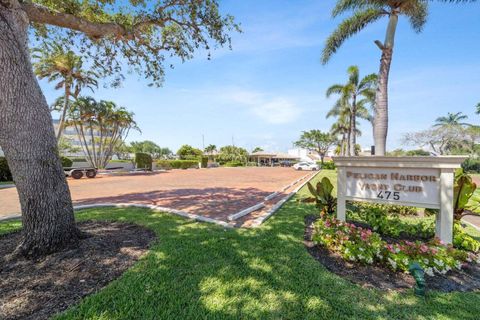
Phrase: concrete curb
[
  {"left": 227, "top": 202, "right": 266, "bottom": 221},
  {"left": 0, "top": 184, "right": 15, "bottom": 189},
  {"left": 464, "top": 220, "right": 480, "bottom": 232},
  {"left": 1, "top": 203, "right": 234, "bottom": 229},
  {"left": 251, "top": 171, "right": 320, "bottom": 227}
]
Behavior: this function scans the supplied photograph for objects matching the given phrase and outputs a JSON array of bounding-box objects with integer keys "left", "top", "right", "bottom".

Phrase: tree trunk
[
  {"left": 0, "top": 3, "right": 80, "bottom": 257},
  {"left": 373, "top": 14, "right": 397, "bottom": 156},
  {"left": 56, "top": 85, "right": 70, "bottom": 141},
  {"left": 349, "top": 97, "right": 357, "bottom": 156}
]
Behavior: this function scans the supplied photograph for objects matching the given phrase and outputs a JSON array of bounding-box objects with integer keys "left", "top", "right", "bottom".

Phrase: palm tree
[
  {"left": 326, "top": 66, "right": 376, "bottom": 156},
  {"left": 434, "top": 112, "right": 470, "bottom": 128},
  {"left": 33, "top": 43, "right": 98, "bottom": 141},
  {"left": 322, "top": 0, "right": 472, "bottom": 155},
  {"left": 476, "top": 102, "right": 480, "bottom": 115}
]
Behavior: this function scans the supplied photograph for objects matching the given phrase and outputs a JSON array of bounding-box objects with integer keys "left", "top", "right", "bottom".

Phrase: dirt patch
[
  {"left": 0, "top": 221, "right": 156, "bottom": 320},
  {"left": 305, "top": 215, "right": 480, "bottom": 292}
]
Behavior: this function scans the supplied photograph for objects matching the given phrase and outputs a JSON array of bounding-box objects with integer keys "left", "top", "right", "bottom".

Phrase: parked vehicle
[
  {"left": 64, "top": 167, "right": 97, "bottom": 179},
  {"left": 293, "top": 162, "right": 319, "bottom": 171}
]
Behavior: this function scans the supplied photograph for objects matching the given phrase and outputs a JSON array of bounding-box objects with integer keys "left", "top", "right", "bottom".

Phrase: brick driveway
[{"left": 0, "top": 167, "right": 309, "bottom": 223}]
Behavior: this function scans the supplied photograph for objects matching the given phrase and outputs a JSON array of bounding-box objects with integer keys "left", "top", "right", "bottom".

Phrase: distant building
[
  {"left": 287, "top": 148, "right": 334, "bottom": 163},
  {"left": 249, "top": 151, "right": 300, "bottom": 166}
]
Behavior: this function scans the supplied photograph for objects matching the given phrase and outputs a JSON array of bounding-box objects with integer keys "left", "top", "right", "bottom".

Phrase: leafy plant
[
  {"left": 453, "top": 169, "right": 478, "bottom": 221},
  {"left": 60, "top": 157, "right": 73, "bottom": 168},
  {"left": 453, "top": 223, "right": 480, "bottom": 253},
  {"left": 135, "top": 153, "right": 152, "bottom": 171},
  {"left": 304, "top": 177, "right": 337, "bottom": 215}
]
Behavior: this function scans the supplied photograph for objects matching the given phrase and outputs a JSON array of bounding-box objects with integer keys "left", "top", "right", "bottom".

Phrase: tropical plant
[
  {"left": 304, "top": 177, "right": 337, "bottom": 215},
  {"left": 252, "top": 147, "right": 264, "bottom": 153},
  {"left": 0, "top": 0, "right": 238, "bottom": 257},
  {"left": 295, "top": 130, "right": 336, "bottom": 164},
  {"left": 453, "top": 169, "right": 479, "bottom": 221},
  {"left": 326, "top": 66, "right": 376, "bottom": 156},
  {"left": 66, "top": 97, "right": 139, "bottom": 169},
  {"left": 33, "top": 43, "right": 98, "bottom": 140},
  {"left": 129, "top": 141, "right": 171, "bottom": 159},
  {"left": 476, "top": 103, "right": 480, "bottom": 115},
  {"left": 177, "top": 145, "right": 203, "bottom": 160},
  {"left": 434, "top": 112, "right": 470, "bottom": 128},
  {"left": 204, "top": 144, "right": 217, "bottom": 154},
  {"left": 322, "top": 0, "right": 473, "bottom": 155},
  {"left": 216, "top": 145, "right": 249, "bottom": 164}
]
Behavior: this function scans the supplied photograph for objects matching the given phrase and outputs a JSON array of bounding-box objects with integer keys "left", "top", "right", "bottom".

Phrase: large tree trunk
[
  {"left": 373, "top": 14, "right": 397, "bottom": 156},
  {"left": 0, "top": 2, "right": 80, "bottom": 257}
]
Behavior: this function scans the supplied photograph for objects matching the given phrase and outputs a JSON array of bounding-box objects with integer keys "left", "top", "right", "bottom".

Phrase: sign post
[{"left": 333, "top": 156, "right": 466, "bottom": 244}]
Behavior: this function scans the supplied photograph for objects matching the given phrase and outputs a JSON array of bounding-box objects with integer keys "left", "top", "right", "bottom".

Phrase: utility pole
[
  {"left": 202, "top": 134, "right": 205, "bottom": 150},
  {"left": 232, "top": 135, "right": 235, "bottom": 147}
]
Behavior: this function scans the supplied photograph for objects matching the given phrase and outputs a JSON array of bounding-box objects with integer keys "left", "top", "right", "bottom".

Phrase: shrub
[
  {"left": 304, "top": 177, "right": 337, "bottom": 215},
  {"left": 353, "top": 202, "right": 418, "bottom": 217},
  {"left": 71, "top": 157, "right": 87, "bottom": 162},
  {"left": 246, "top": 162, "right": 258, "bottom": 167},
  {"left": 224, "top": 161, "right": 244, "bottom": 167},
  {"left": 320, "top": 161, "right": 336, "bottom": 170},
  {"left": 135, "top": 152, "right": 153, "bottom": 171},
  {"left": 157, "top": 160, "right": 199, "bottom": 169},
  {"left": 200, "top": 156, "right": 208, "bottom": 168},
  {"left": 313, "top": 214, "right": 473, "bottom": 276},
  {"left": 454, "top": 223, "right": 480, "bottom": 252},
  {"left": 61, "top": 157, "right": 73, "bottom": 168},
  {"left": 156, "top": 160, "right": 172, "bottom": 170},
  {"left": 462, "top": 157, "right": 480, "bottom": 173},
  {"left": 0, "top": 157, "right": 12, "bottom": 182}
]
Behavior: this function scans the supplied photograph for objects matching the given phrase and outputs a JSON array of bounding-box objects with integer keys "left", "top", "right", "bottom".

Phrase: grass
[
  {"left": 0, "top": 170, "right": 479, "bottom": 319},
  {"left": 0, "top": 181, "right": 13, "bottom": 186}
]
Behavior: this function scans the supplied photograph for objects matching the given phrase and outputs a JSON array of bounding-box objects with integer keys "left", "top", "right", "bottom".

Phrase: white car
[{"left": 293, "top": 162, "right": 319, "bottom": 171}]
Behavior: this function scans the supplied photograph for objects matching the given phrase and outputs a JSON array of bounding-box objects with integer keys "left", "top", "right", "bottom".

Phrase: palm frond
[{"left": 321, "top": 8, "right": 385, "bottom": 64}]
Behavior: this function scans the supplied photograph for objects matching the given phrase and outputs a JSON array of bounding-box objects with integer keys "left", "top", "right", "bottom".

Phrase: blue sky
[{"left": 41, "top": 0, "right": 480, "bottom": 153}]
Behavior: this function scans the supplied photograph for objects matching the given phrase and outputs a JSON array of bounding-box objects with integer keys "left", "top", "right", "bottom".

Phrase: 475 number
[{"left": 376, "top": 191, "right": 400, "bottom": 201}]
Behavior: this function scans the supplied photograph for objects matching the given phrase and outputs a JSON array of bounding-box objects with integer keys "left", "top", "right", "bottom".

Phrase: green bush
[
  {"left": 319, "top": 161, "right": 336, "bottom": 170},
  {"left": 224, "top": 161, "right": 244, "bottom": 167},
  {"left": 462, "top": 157, "right": 480, "bottom": 173},
  {"left": 200, "top": 156, "right": 208, "bottom": 168},
  {"left": 353, "top": 202, "right": 418, "bottom": 216},
  {"left": 61, "top": 157, "right": 73, "bottom": 168},
  {"left": 246, "top": 162, "right": 258, "bottom": 167},
  {"left": 135, "top": 152, "right": 153, "bottom": 171},
  {"left": 71, "top": 157, "right": 87, "bottom": 163},
  {"left": 0, "top": 157, "right": 12, "bottom": 182},
  {"left": 157, "top": 160, "right": 198, "bottom": 169}
]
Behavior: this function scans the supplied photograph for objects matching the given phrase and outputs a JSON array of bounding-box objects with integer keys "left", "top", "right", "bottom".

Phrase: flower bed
[{"left": 312, "top": 214, "right": 479, "bottom": 276}]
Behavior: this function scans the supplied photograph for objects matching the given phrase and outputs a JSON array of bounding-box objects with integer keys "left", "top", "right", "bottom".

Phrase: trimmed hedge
[
  {"left": 135, "top": 152, "right": 153, "bottom": 171},
  {"left": 224, "top": 161, "right": 244, "bottom": 167},
  {"left": 61, "top": 157, "right": 73, "bottom": 168},
  {"left": 320, "top": 161, "right": 336, "bottom": 170},
  {"left": 0, "top": 157, "right": 12, "bottom": 182},
  {"left": 200, "top": 156, "right": 208, "bottom": 168},
  {"left": 157, "top": 160, "right": 199, "bottom": 170},
  {"left": 462, "top": 157, "right": 480, "bottom": 173}
]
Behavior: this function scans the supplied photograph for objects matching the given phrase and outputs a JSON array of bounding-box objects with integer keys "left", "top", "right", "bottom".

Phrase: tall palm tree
[
  {"left": 322, "top": 0, "right": 472, "bottom": 155},
  {"left": 33, "top": 43, "right": 98, "bottom": 141},
  {"left": 476, "top": 102, "right": 480, "bottom": 115},
  {"left": 434, "top": 112, "right": 470, "bottom": 127},
  {"left": 326, "top": 66, "right": 376, "bottom": 156}
]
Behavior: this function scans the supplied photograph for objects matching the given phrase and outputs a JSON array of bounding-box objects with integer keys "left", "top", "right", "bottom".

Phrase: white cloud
[{"left": 222, "top": 88, "right": 301, "bottom": 124}]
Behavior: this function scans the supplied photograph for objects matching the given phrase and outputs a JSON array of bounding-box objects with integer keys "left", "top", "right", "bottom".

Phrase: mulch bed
[
  {"left": 304, "top": 215, "right": 480, "bottom": 292},
  {"left": 0, "top": 221, "right": 156, "bottom": 320}
]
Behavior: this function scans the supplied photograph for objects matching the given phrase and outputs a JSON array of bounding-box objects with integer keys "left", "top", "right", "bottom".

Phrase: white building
[{"left": 287, "top": 148, "right": 334, "bottom": 162}]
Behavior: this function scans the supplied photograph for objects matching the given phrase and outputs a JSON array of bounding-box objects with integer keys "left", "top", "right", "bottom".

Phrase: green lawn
[
  {"left": 0, "top": 181, "right": 13, "bottom": 186},
  {"left": 0, "top": 170, "right": 479, "bottom": 319}
]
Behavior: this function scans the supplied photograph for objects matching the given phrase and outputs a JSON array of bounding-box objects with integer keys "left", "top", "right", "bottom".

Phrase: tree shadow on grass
[{"left": 54, "top": 203, "right": 480, "bottom": 320}]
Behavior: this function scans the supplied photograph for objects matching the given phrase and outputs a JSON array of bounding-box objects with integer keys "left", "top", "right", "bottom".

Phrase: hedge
[
  {"left": 0, "top": 157, "right": 12, "bottom": 182},
  {"left": 200, "top": 156, "right": 208, "bottom": 168},
  {"left": 61, "top": 157, "right": 73, "bottom": 168},
  {"left": 135, "top": 152, "right": 153, "bottom": 171},
  {"left": 224, "top": 161, "right": 244, "bottom": 167},
  {"left": 320, "top": 161, "right": 336, "bottom": 170},
  {"left": 157, "top": 160, "right": 199, "bottom": 170},
  {"left": 462, "top": 157, "right": 480, "bottom": 173}
]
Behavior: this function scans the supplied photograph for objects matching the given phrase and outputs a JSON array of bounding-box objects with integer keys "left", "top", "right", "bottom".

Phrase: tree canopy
[
  {"left": 295, "top": 130, "right": 336, "bottom": 164},
  {"left": 26, "top": 0, "right": 240, "bottom": 87}
]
